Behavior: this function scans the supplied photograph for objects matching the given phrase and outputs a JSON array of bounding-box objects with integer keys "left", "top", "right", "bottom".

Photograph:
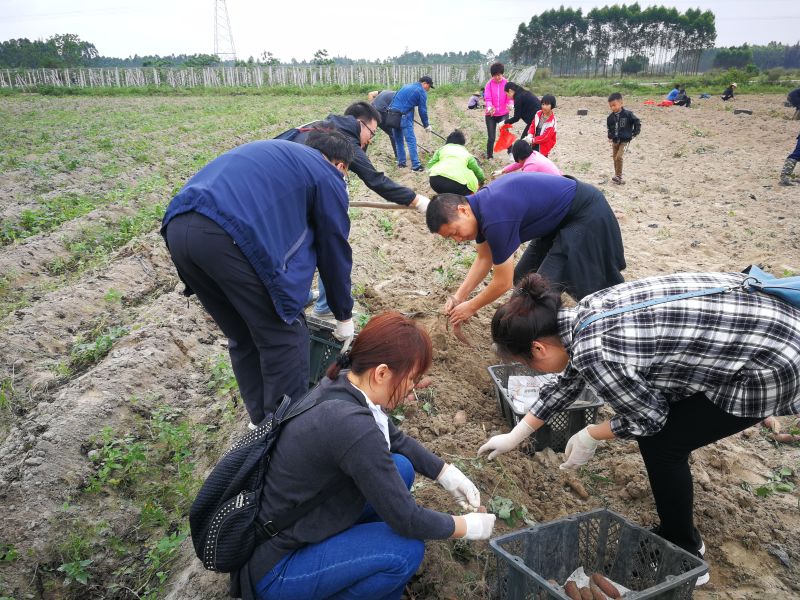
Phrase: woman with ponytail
[
  {"left": 238, "top": 311, "right": 495, "bottom": 599},
  {"left": 479, "top": 272, "right": 800, "bottom": 586}
]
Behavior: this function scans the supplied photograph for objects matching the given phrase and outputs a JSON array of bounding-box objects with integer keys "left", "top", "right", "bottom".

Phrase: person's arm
[
  {"left": 506, "top": 101, "right": 520, "bottom": 124},
  {"left": 418, "top": 89, "right": 430, "bottom": 128},
  {"left": 449, "top": 240, "right": 493, "bottom": 306},
  {"left": 631, "top": 113, "right": 641, "bottom": 138},
  {"left": 313, "top": 175, "right": 353, "bottom": 321},
  {"left": 484, "top": 81, "right": 494, "bottom": 115},
  {"left": 348, "top": 146, "right": 416, "bottom": 206},
  {"left": 533, "top": 124, "right": 556, "bottom": 146},
  {"left": 467, "top": 155, "right": 485, "bottom": 184},
  {"left": 607, "top": 115, "right": 614, "bottom": 140},
  {"left": 502, "top": 161, "right": 522, "bottom": 174},
  {"left": 426, "top": 147, "right": 442, "bottom": 169},
  {"left": 448, "top": 255, "right": 514, "bottom": 325}
]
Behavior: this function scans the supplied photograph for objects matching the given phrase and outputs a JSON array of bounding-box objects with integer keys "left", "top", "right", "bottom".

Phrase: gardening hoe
[{"left": 414, "top": 118, "right": 447, "bottom": 142}]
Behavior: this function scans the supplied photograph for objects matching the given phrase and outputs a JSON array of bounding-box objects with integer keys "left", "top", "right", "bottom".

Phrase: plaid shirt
[{"left": 529, "top": 272, "right": 800, "bottom": 439}]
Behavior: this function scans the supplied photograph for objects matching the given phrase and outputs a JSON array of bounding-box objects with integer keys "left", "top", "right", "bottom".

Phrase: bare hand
[
  {"left": 449, "top": 302, "right": 475, "bottom": 326},
  {"left": 443, "top": 295, "right": 462, "bottom": 315}
]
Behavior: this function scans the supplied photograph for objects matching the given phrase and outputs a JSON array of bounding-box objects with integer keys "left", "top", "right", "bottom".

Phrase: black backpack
[{"left": 189, "top": 393, "right": 345, "bottom": 572}]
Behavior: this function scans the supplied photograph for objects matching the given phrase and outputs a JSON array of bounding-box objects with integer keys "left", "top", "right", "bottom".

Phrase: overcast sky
[{"left": 1, "top": 0, "right": 798, "bottom": 61}]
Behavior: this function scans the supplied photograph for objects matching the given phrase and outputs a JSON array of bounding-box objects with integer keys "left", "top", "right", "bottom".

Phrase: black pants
[
  {"left": 378, "top": 121, "right": 398, "bottom": 159},
  {"left": 675, "top": 98, "right": 691, "bottom": 107},
  {"left": 165, "top": 211, "right": 310, "bottom": 425},
  {"left": 485, "top": 115, "right": 506, "bottom": 158},
  {"left": 637, "top": 392, "right": 760, "bottom": 555},
  {"left": 429, "top": 175, "right": 472, "bottom": 196}
]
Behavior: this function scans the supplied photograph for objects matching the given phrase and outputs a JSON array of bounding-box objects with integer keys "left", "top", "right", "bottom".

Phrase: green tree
[{"left": 312, "top": 49, "right": 334, "bottom": 65}]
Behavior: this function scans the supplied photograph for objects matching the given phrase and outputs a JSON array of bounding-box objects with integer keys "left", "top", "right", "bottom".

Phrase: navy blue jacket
[
  {"left": 161, "top": 140, "right": 353, "bottom": 323},
  {"left": 389, "top": 82, "right": 429, "bottom": 127},
  {"left": 789, "top": 87, "right": 800, "bottom": 110}
]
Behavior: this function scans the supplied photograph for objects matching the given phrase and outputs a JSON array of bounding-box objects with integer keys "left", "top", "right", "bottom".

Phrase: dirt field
[{"left": 0, "top": 91, "right": 798, "bottom": 600}]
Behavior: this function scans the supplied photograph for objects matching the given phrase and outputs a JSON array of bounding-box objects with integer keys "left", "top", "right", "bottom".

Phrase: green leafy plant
[
  {"left": 103, "top": 288, "right": 123, "bottom": 303},
  {"left": 69, "top": 325, "right": 129, "bottom": 370},
  {"left": 744, "top": 467, "right": 795, "bottom": 498},
  {"left": 488, "top": 495, "right": 536, "bottom": 526},
  {"left": 389, "top": 404, "right": 406, "bottom": 425},
  {"left": 378, "top": 216, "right": 394, "bottom": 236},
  {"left": 355, "top": 313, "right": 370, "bottom": 329},
  {"left": 0, "top": 544, "right": 19, "bottom": 563},
  {"left": 207, "top": 354, "right": 238, "bottom": 396},
  {"left": 86, "top": 427, "right": 147, "bottom": 491},
  {"left": 57, "top": 558, "right": 93, "bottom": 585}
]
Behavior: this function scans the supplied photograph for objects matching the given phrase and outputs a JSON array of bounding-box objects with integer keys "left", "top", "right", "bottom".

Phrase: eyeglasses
[{"left": 359, "top": 120, "right": 377, "bottom": 139}]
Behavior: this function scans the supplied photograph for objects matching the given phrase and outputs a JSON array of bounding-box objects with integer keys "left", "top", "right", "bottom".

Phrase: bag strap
[
  {"left": 255, "top": 392, "right": 359, "bottom": 540},
  {"left": 574, "top": 285, "right": 731, "bottom": 335}
]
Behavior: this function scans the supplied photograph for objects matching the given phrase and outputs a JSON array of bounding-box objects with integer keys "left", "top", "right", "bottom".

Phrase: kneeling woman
[
  {"left": 479, "top": 272, "right": 800, "bottom": 585},
  {"left": 237, "top": 312, "right": 496, "bottom": 599},
  {"left": 427, "top": 129, "right": 485, "bottom": 196}
]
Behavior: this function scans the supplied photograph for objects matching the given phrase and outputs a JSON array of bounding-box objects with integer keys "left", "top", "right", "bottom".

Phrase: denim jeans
[
  {"left": 314, "top": 277, "right": 330, "bottom": 314},
  {"left": 255, "top": 454, "right": 423, "bottom": 600},
  {"left": 393, "top": 113, "right": 420, "bottom": 168}
]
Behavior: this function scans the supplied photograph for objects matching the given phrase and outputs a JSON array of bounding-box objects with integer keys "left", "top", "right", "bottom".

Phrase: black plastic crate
[
  {"left": 491, "top": 508, "right": 707, "bottom": 600},
  {"left": 487, "top": 363, "right": 602, "bottom": 453},
  {"left": 307, "top": 315, "right": 351, "bottom": 387}
]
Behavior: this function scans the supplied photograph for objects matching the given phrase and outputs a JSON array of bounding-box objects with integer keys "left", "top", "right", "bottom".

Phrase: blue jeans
[
  {"left": 393, "top": 113, "right": 420, "bottom": 168},
  {"left": 255, "top": 455, "right": 422, "bottom": 600},
  {"left": 314, "top": 277, "right": 329, "bottom": 314}
]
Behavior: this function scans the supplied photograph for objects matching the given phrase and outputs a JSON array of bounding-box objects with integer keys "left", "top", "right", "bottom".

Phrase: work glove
[
  {"left": 414, "top": 194, "right": 430, "bottom": 213},
  {"left": 523, "top": 134, "right": 533, "bottom": 144},
  {"left": 438, "top": 464, "right": 480, "bottom": 510},
  {"left": 333, "top": 319, "right": 354, "bottom": 342},
  {"left": 559, "top": 426, "right": 601, "bottom": 470},
  {"left": 492, "top": 169, "right": 504, "bottom": 177},
  {"left": 462, "top": 512, "right": 496, "bottom": 540},
  {"left": 424, "top": 125, "right": 433, "bottom": 133},
  {"left": 477, "top": 419, "right": 534, "bottom": 460}
]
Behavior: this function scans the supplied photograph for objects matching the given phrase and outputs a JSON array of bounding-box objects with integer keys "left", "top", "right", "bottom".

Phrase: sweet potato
[
  {"left": 589, "top": 583, "right": 609, "bottom": 600},
  {"left": 564, "top": 581, "right": 582, "bottom": 600},
  {"left": 590, "top": 573, "right": 621, "bottom": 598},
  {"left": 579, "top": 586, "right": 593, "bottom": 600}
]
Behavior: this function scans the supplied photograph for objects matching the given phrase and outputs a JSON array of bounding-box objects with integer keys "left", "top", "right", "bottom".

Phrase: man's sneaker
[
  {"left": 612, "top": 175, "right": 625, "bottom": 185},
  {"left": 311, "top": 308, "right": 335, "bottom": 321},
  {"left": 695, "top": 571, "right": 710, "bottom": 587},
  {"left": 411, "top": 165, "right": 425, "bottom": 172},
  {"left": 305, "top": 289, "right": 319, "bottom": 307},
  {"left": 397, "top": 163, "right": 407, "bottom": 168}
]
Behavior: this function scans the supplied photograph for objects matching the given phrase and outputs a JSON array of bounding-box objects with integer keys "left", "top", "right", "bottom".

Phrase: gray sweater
[{"left": 233, "top": 374, "right": 455, "bottom": 597}]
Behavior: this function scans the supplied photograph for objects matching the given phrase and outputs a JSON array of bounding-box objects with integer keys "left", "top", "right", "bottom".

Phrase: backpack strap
[
  {"left": 574, "top": 286, "right": 731, "bottom": 335},
  {"left": 255, "top": 392, "right": 360, "bottom": 541}
]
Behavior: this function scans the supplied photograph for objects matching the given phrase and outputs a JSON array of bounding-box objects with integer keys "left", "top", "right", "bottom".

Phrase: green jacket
[{"left": 426, "top": 144, "right": 485, "bottom": 192}]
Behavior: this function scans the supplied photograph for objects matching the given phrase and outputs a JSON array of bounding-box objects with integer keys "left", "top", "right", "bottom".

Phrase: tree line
[{"left": 509, "top": 4, "right": 717, "bottom": 76}]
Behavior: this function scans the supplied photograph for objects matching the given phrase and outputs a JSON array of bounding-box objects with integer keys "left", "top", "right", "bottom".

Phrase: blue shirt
[
  {"left": 161, "top": 140, "right": 353, "bottom": 323},
  {"left": 389, "top": 82, "right": 429, "bottom": 128},
  {"left": 468, "top": 173, "right": 576, "bottom": 264},
  {"left": 666, "top": 88, "right": 680, "bottom": 101}
]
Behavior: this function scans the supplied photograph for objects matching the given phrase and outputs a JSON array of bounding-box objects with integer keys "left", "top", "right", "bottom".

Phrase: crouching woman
[{"left": 235, "top": 311, "right": 496, "bottom": 599}]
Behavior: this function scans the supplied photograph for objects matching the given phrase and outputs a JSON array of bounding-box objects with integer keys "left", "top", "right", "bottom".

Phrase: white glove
[
  {"left": 438, "top": 464, "right": 480, "bottom": 510},
  {"left": 333, "top": 319, "right": 354, "bottom": 342},
  {"left": 523, "top": 134, "right": 533, "bottom": 144},
  {"left": 425, "top": 125, "right": 433, "bottom": 133},
  {"left": 559, "top": 426, "right": 601, "bottom": 470},
  {"left": 477, "top": 419, "right": 534, "bottom": 460},
  {"left": 414, "top": 194, "right": 430, "bottom": 213},
  {"left": 462, "top": 512, "right": 496, "bottom": 540},
  {"left": 492, "top": 169, "right": 504, "bottom": 177}
]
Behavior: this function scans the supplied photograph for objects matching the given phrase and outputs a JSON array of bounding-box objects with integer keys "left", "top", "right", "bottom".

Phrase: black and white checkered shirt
[{"left": 529, "top": 272, "right": 800, "bottom": 439}]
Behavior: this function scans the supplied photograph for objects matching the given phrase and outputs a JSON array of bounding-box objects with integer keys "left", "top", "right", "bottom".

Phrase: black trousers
[
  {"left": 429, "top": 175, "right": 472, "bottom": 196},
  {"left": 378, "top": 122, "right": 398, "bottom": 159},
  {"left": 485, "top": 115, "right": 506, "bottom": 158},
  {"left": 636, "top": 392, "right": 760, "bottom": 555},
  {"left": 165, "top": 211, "right": 310, "bottom": 425}
]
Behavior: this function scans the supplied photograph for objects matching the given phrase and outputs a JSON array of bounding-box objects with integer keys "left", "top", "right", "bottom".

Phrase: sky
[{"left": 1, "top": 0, "right": 799, "bottom": 62}]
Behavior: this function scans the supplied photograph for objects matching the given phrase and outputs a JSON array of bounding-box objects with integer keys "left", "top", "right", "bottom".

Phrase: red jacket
[{"left": 532, "top": 111, "right": 557, "bottom": 156}]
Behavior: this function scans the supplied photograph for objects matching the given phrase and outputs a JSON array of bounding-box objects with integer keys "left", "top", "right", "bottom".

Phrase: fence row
[{"left": 0, "top": 64, "right": 536, "bottom": 90}]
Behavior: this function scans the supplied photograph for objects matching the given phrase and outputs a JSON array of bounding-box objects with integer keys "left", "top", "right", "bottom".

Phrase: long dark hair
[
  {"left": 326, "top": 311, "right": 433, "bottom": 398},
  {"left": 491, "top": 273, "right": 562, "bottom": 360}
]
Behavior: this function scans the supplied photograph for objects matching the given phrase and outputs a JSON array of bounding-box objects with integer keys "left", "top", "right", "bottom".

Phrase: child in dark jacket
[{"left": 607, "top": 92, "right": 641, "bottom": 185}]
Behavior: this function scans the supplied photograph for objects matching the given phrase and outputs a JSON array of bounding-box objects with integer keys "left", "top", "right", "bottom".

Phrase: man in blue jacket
[
  {"left": 161, "top": 133, "right": 355, "bottom": 426},
  {"left": 389, "top": 76, "right": 434, "bottom": 172}
]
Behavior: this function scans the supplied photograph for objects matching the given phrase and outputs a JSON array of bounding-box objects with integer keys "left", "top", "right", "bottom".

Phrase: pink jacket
[
  {"left": 502, "top": 151, "right": 562, "bottom": 176},
  {"left": 484, "top": 78, "right": 513, "bottom": 117}
]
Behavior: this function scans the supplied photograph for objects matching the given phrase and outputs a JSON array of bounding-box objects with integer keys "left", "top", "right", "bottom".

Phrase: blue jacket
[
  {"left": 161, "top": 140, "right": 353, "bottom": 323},
  {"left": 666, "top": 88, "right": 680, "bottom": 101},
  {"left": 389, "top": 82, "right": 429, "bottom": 128}
]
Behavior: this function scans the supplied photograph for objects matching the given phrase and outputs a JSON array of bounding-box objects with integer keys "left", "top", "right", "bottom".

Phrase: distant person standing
[
  {"left": 369, "top": 89, "right": 398, "bottom": 159},
  {"left": 781, "top": 87, "right": 800, "bottom": 185},
  {"left": 721, "top": 82, "right": 737, "bottom": 101},
  {"left": 484, "top": 63, "right": 513, "bottom": 159},
  {"left": 607, "top": 92, "right": 642, "bottom": 185},
  {"left": 161, "top": 135, "right": 356, "bottom": 427},
  {"left": 389, "top": 76, "right": 434, "bottom": 172},
  {"left": 503, "top": 82, "right": 541, "bottom": 141}
]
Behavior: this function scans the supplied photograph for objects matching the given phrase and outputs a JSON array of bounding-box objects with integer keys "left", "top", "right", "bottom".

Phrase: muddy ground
[{"left": 0, "top": 92, "right": 798, "bottom": 600}]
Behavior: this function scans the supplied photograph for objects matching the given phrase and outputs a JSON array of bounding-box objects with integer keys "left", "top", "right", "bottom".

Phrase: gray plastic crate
[
  {"left": 491, "top": 508, "right": 707, "bottom": 600},
  {"left": 488, "top": 363, "right": 603, "bottom": 453}
]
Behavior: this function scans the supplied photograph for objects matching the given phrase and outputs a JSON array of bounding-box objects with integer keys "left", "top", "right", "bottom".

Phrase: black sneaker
[
  {"left": 411, "top": 166, "right": 425, "bottom": 172},
  {"left": 397, "top": 163, "right": 407, "bottom": 168}
]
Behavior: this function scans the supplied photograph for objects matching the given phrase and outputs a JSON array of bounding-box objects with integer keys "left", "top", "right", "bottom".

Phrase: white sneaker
[
  {"left": 695, "top": 571, "right": 710, "bottom": 586},
  {"left": 698, "top": 540, "right": 705, "bottom": 557}
]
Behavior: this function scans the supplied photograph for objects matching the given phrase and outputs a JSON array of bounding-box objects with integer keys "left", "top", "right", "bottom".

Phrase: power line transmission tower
[{"left": 214, "top": 0, "right": 237, "bottom": 63}]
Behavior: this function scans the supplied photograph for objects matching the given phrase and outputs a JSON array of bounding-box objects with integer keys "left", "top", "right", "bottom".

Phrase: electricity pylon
[{"left": 214, "top": 0, "right": 237, "bottom": 63}]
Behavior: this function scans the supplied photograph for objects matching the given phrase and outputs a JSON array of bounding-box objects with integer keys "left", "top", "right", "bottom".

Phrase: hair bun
[{"left": 514, "top": 273, "right": 551, "bottom": 301}]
